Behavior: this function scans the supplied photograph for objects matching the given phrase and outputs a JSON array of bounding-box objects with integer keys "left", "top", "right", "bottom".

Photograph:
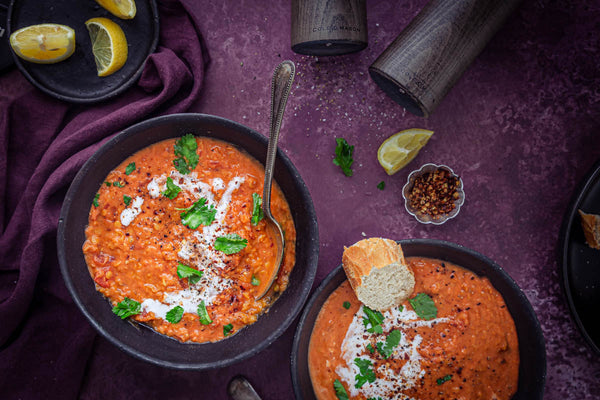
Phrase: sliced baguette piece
[
  {"left": 342, "top": 238, "right": 415, "bottom": 311},
  {"left": 579, "top": 210, "right": 600, "bottom": 250}
]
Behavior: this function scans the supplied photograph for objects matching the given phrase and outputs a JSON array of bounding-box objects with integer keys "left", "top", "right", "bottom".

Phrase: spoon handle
[
  {"left": 228, "top": 376, "right": 263, "bottom": 400},
  {"left": 263, "top": 60, "right": 295, "bottom": 217}
]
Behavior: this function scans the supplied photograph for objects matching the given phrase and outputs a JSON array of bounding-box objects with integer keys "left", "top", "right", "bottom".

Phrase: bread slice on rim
[
  {"left": 579, "top": 210, "right": 600, "bottom": 250},
  {"left": 342, "top": 238, "right": 415, "bottom": 311}
]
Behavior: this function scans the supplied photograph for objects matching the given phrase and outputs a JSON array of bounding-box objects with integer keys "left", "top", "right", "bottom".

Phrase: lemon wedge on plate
[
  {"left": 377, "top": 129, "right": 434, "bottom": 175},
  {"left": 95, "top": 0, "right": 137, "bottom": 19},
  {"left": 9, "top": 24, "right": 75, "bottom": 64},
  {"left": 85, "top": 17, "right": 128, "bottom": 77}
]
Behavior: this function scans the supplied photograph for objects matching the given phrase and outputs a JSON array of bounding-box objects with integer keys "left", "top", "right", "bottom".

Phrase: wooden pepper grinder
[
  {"left": 291, "top": 0, "right": 367, "bottom": 56},
  {"left": 369, "top": 0, "right": 521, "bottom": 117}
]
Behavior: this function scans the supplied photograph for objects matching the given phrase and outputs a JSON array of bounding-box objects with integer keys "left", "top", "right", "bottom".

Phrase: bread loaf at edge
[{"left": 579, "top": 210, "right": 600, "bottom": 250}]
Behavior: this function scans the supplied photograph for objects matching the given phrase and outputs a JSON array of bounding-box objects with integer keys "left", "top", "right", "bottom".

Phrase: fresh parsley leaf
[
  {"left": 125, "top": 162, "right": 136, "bottom": 175},
  {"left": 367, "top": 397, "right": 383, "bottom": 400},
  {"left": 354, "top": 358, "right": 376, "bottom": 389},
  {"left": 333, "top": 137, "right": 354, "bottom": 177},
  {"left": 251, "top": 274, "right": 260, "bottom": 286},
  {"left": 92, "top": 193, "right": 100, "bottom": 208},
  {"left": 437, "top": 374, "right": 453, "bottom": 385},
  {"left": 180, "top": 198, "right": 216, "bottom": 229},
  {"left": 197, "top": 300, "right": 212, "bottom": 325},
  {"left": 113, "top": 181, "right": 124, "bottom": 188},
  {"left": 223, "top": 323, "right": 233, "bottom": 337},
  {"left": 409, "top": 292, "right": 437, "bottom": 320},
  {"left": 214, "top": 234, "right": 248, "bottom": 254},
  {"left": 112, "top": 297, "right": 141, "bottom": 319},
  {"left": 343, "top": 301, "right": 351, "bottom": 310},
  {"left": 251, "top": 193, "right": 264, "bottom": 226},
  {"left": 163, "top": 177, "right": 181, "bottom": 199},
  {"left": 377, "top": 181, "right": 385, "bottom": 190},
  {"left": 363, "top": 306, "right": 384, "bottom": 334},
  {"left": 177, "top": 263, "right": 203, "bottom": 285},
  {"left": 104, "top": 181, "right": 112, "bottom": 187},
  {"left": 166, "top": 306, "right": 184, "bottom": 324},
  {"left": 399, "top": 305, "right": 404, "bottom": 312},
  {"left": 333, "top": 379, "right": 349, "bottom": 400},
  {"left": 123, "top": 195, "right": 132, "bottom": 206},
  {"left": 366, "top": 343, "right": 375, "bottom": 354},
  {"left": 173, "top": 134, "right": 199, "bottom": 174},
  {"left": 376, "top": 329, "right": 401, "bottom": 359}
]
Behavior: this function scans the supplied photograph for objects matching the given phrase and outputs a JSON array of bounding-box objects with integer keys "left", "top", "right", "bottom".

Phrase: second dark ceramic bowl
[
  {"left": 291, "top": 239, "right": 546, "bottom": 399},
  {"left": 57, "top": 113, "right": 319, "bottom": 369}
]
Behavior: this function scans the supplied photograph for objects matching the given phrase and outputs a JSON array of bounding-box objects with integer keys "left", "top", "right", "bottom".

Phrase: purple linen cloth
[{"left": 0, "top": 0, "right": 208, "bottom": 397}]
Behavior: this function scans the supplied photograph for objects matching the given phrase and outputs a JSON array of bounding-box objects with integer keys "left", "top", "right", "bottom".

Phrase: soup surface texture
[
  {"left": 83, "top": 136, "right": 296, "bottom": 343},
  {"left": 309, "top": 257, "right": 519, "bottom": 400}
]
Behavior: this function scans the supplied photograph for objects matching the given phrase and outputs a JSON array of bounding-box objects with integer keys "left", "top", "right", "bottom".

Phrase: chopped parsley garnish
[
  {"left": 376, "top": 329, "right": 401, "bottom": 359},
  {"left": 163, "top": 177, "right": 181, "bottom": 199},
  {"left": 173, "top": 134, "right": 199, "bottom": 174},
  {"left": 399, "top": 305, "right": 404, "bottom": 312},
  {"left": 367, "top": 398, "right": 383, "bottom": 400},
  {"left": 125, "top": 162, "right": 136, "bottom": 175},
  {"left": 197, "top": 300, "right": 212, "bottom": 325},
  {"left": 251, "top": 193, "right": 264, "bottom": 226},
  {"left": 113, "top": 181, "right": 125, "bottom": 188},
  {"left": 437, "top": 374, "right": 453, "bottom": 385},
  {"left": 409, "top": 292, "right": 437, "bottom": 320},
  {"left": 251, "top": 274, "right": 260, "bottom": 286},
  {"left": 166, "top": 306, "right": 184, "bottom": 324},
  {"left": 123, "top": 195, "right": 132, "bottom": 206},
  {"left": 362, "top": 306, "right": 384, "bottom": 334},
  {"left": 377, "top": 181, "right": 385, "bottom": 190},
  {"left": 180, "top": 198, "right": 216, "bottom": 229},
  {"left": 354, "top": 358, "right": 376, "bottom": 389},
  {"left": 343, "top": 301, "right": 351, "bottom": 310},
  {"left": 92, "top": 193, "right": 100, "bottom": 208},
  {"left": 112, "top": 297, "right": 141, "bottom": 319},
  {"left": 333, "top": 379, "right": 349, "bottom": 400},
  {"left": 333, "top": 137, "right": 354, "bottom": 177},
  {"left": 223, "top": 323, "right": 233, "bottom": 337},
  {"left": 214, "top": 234, "right": 248, "bottom": 254},
  {"left": 366, "top": 343, "right": 375, "bottom": 354},
  {"left": 104, "top": 181, "right": 112, "bottom": 187},
  {"left": 177, "top": 263, "right": 203, "bottom": 285}
]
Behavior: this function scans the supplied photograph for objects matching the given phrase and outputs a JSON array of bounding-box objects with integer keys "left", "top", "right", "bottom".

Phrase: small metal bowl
[{"left": 402, "top": 163, "right": 465, "bottom": 225}]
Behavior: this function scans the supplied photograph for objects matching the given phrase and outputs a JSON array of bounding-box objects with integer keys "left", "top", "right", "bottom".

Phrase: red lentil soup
[
  {"left": 83, "top": 136, "right": 296, "bottom": 343},
  {"left": 309, "top": 257, "right": 519, "bottom": 400}
]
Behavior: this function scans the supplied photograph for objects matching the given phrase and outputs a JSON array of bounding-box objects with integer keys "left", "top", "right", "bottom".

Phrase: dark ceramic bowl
[
  {"left": 57, "top": 113, "right": 319, "bottom": 369},
  {"left": 291, "top": 239, "right": 546, "bottom": 399}
]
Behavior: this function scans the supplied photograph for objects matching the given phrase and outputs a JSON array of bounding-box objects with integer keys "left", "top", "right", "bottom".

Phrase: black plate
[
  {"left": 559, "top": 159, "right": 600, "bottom": 354},
  {"left": 57, "top": 113, "right": 319, "bottom": 369},
  {"left": 291, "top": 239, "right": 546, "bottom": 400},
  {"left": 8, "top": 0, "right": 159, "bottom": 103}
]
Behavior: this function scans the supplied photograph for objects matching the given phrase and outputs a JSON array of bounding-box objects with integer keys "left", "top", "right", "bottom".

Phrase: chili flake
[{"left": 408, "top": 168, "right": 461, "bottom": 220}]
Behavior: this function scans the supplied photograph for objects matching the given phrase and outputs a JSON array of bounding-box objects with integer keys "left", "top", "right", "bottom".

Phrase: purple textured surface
[{"left": 2, "top": 0, "right": 599, "bottom": 399}]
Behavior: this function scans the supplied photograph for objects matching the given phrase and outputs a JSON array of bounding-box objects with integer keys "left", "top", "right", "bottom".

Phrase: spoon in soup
[{"left": 255, "top": 60, "right": 295, "bottom": 300}]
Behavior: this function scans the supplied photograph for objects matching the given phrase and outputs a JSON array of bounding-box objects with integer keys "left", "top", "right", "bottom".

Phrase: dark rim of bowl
[{"left": 57, "top": 113, "right": 319, "bottom": 369}]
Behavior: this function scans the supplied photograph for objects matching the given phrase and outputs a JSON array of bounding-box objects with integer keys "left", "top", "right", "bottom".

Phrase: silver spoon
[
  {"left": 255, "top": 60, "right": 295, "bottom": 300},
  {"left": 228, "top": 375, "right": 262, "bottom": 400}
]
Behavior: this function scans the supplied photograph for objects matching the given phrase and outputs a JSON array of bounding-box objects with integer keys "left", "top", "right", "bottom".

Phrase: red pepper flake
[{"left": 408, "top": 168, "right": 461, "bottom": 220}]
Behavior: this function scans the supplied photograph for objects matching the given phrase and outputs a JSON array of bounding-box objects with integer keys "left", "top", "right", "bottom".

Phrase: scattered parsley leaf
[
  {"left": 173, "top": 134, "right": 199, "bottom": 174},
  {"left": 92, "top": 193, "right": 100, "bottom": 208},
  {"left": 223, "top": 323, "right": 234, "bottom": 337},
  {"left": 437, "top": 374, "right": 453, "bottom": 385},
  {"left": 409, "top": 292, "right": 437, "bottom": 320},
  {"left": 251, "top": 193, "right": 264, "bottom": 226},
  {"left": 177, "top": 263, "right": 203, "bottom": 285},
  {"left": 104, "top": 181, "right": 112, "bottom": 187},
  {"left": 180, "top": 198, "right": 216, "bottom": 229},
  {"left": 333, "top": 379, "right": 349, "bottom": 400},
  {"left": 214, "top": 234, "right": 248, "bottom": 254},
  {"left": 354, "top": 358, "right": 376, "bottom": 389},
  {"left": 113, "top": 181, "right": 125, "bottom": 188},
  {"left": 376, "top": 329, "right": 401, "bottom": 359},
  {"left": 163, "top": 177, "right": 181, "bottom": 199},
  {"left": 343, "top": 301, "right": 351, "bottom": 310},
  {"left": 333, "top": 137, "right": 354, "bottom": 177},
  {"left": 166, "top": 306, "right": 184, "bottom": 324},
  {"left": 123, "top": 195, "right": 132, "bottom": 206},
  {"left": 125, "top": 162, "right": 136, "bottom": 175},
  {"left": 112, "top": 297, "right": 141, "bottom": 319},
  {"left": 399, "top": 305, "right": 404, "bottom": 312},
  {"left": 367, "top": 397, "right": 383, "bottom": 400},
  {"left": 377, "top": 181, "right": 385, "bottom": 190},
  {"left": 197, "top": 300, "right": 212, "bottom": 325},
  {"left": 251, "top": 274, "right": 260, "bottom": 286},
  {"left": 362, "top": 306, "right": 384, "bottom": 334},
  {"left": 366, "top": 343, "right": 375, "bottom": 354}
]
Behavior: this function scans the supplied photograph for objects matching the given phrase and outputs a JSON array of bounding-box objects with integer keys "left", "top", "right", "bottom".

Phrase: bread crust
[{"left": 579, "top": 210, "right": 600, "bottom": 250}]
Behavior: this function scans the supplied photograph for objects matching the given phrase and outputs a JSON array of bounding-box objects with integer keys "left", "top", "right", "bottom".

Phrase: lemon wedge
[
  {"left": 377, "top": 129, "right": 434, "bottom": 175},
  {"left": 85, "top": 17, "right": 128, "bottom": 77},
  {"left": 9, "top": 24, "right": 75, "bottom": 64},
  {"left": 95, "top": 0, "right": 137, "bottom": 19}
]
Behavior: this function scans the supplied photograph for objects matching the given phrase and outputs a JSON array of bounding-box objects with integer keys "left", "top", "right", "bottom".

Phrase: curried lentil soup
[
  {"left": 309, "top": 257, "right": 519, "bottom": 400},
  {"left": 83, "top": 136, "right": 296, "bottom": 343}
]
